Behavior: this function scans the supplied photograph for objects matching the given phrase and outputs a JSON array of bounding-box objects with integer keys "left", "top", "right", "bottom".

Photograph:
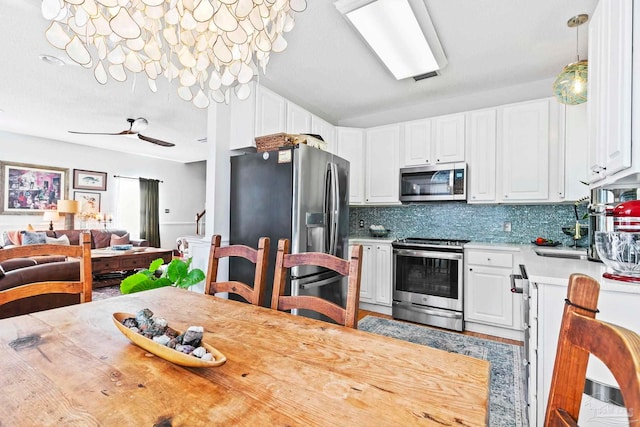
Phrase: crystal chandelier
[
  {"left": 552, "top": 14, "right": 588, "bottom": 105},
  {"left": 41, "top": 0, "right": 307, "bottom": 108}
]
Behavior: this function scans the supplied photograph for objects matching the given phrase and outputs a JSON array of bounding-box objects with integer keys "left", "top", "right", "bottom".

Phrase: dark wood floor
[{"left": 359, "top": 309, "right": 523, "bottom": 346}]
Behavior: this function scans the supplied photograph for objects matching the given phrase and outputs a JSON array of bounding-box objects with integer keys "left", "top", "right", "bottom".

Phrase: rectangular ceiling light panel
[{"left": 340, "top": 0, "right": 440, "bottom": 80}]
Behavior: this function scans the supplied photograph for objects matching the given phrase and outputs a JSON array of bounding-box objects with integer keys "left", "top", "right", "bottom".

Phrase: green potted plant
[{"left": 120, "top": 257, "right": 206, "bottom": 294}]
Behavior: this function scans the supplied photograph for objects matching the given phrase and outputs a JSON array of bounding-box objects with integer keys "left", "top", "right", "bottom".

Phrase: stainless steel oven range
[{"left": 392, "top": 238, "right": 470, "bottom": 331}]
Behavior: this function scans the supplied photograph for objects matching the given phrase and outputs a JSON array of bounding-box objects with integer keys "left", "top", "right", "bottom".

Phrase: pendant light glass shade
[
  {"left": 553, "top": 14, "right": 588, "bottom": 105},
  {"left": 41, "top": 0, "right": 307, "bottom": 108},
  {"left": 553, "top": 59, "right": 588, "bottom": 105}
]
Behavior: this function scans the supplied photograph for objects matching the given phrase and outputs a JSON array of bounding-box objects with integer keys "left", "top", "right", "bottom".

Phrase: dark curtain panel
[{"left": 139, "top": 178, "right": 161, "bottom": 247}]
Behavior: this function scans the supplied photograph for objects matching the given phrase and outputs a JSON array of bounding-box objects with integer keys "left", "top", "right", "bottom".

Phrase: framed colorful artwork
[
  {"left": 0, "top": 162, "right": 68, "bottom": 214},
  {"left": 74, "top": 191, "right": 101, "bottom": 214},
  {"left": 73, "top": 169, "right": 107, "bottom": 191}
]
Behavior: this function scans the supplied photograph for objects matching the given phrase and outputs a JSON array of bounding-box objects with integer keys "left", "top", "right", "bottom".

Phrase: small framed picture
[
  {"left": 73, "top": 169, "right": 107, "bottom": 191},
  {"left": 74, "top": 191, "right": 101, "bottom": 214}
]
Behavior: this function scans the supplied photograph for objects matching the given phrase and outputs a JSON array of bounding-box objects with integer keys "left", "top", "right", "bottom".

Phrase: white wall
[{"left": 0, "top": 131, "right": 206, "bottom": 248}]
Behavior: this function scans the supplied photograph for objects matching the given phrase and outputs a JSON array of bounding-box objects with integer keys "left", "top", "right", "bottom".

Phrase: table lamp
[
  {"left": 42, "top": 210, "right": 59, "bottom": 231},
  {"left": 57, "top": 199, "right": 81, "bottom": 230}
]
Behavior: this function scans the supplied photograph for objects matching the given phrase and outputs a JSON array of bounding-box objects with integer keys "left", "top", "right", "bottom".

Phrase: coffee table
[{"left": 91, "top": 248, "right": 174, "bottom": 287}]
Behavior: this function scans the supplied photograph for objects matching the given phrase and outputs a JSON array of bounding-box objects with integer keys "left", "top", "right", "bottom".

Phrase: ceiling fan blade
[
  {"left": 138, "top": 134, "right": 175, "bottom": 147},
  {"left": 68, "top": 130, "right": 129, "bottom": 136}
]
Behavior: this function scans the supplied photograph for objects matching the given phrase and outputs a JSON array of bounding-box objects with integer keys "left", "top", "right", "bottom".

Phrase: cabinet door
[
  {"left": 311, "top": 115, "right": 336, "bottom": 154},
  {"left": 229, "top": 82, "right": 257, "bottom": 150},
  {"left": 365, "top": 125, "right": 400, "bottom": 203},
  {"left": 255, "top": 86, "right": 286, "bottom": 136},
  {"left": 562, "top": 103, "right": 589, "bottom": 201},
  {"left": 588, "top": 0, "right": 633, "bottom": 181},
  {"left": 358, "top": 244, "right": 374, "bottom": 303},
  {"left": 500, "top": 99, "right": 550, "bottom": 201},
  {"left": 602, "top": 0, "right": 633, "bottom": 177},
  {"left": 286, "top": 101, "right": 312, "bottom": 134},
  {"left": 465, "top": 265, "right": 514, "bottom": 327},
  {"left": 336, "top": 127, "right": 365, "bottom": 204},
  {"left": 373, "top": 244, "right": 392, "bottom": 306},
  {"left": 433, "top": 114, "right": 465, "bottom": 163},
  {"left": 466, "top": 109, "right": 497, "bottom": 202},
  {"left": 403, "top": 119, "right": 432, "bottom": 166}
]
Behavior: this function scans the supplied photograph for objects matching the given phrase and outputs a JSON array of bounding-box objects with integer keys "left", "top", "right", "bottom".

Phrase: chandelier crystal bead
[{"left": 42, "top": 0, "right": 307, "bottom": 108}]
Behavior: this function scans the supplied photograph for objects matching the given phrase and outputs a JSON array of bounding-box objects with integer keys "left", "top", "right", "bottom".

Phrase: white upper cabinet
[
  {"left": 433, "top": 113, "right": 465, "bottom": 163},
  {"left": 560, "top": 103, "right": 590, "bottom": 201},
  {"left": 311, "top": 115, "right": 337, "bottom": 154},
  {"left": 402, "top": 114, "right": 464, "bottom": 167},
  {"left": 286, "top": 101, "right": 312, "bottom": 134},
  {"left": 588, "top": 0, "right": 633, "bottom": 184},
  {"left": 466, "top": 109, "right": 497, "bottom": 203},
  {"left": 499, "top": 99, "right": 550, "bottom": 201},
  {"left": 256, "top": 86, "right": 287, "bottom": 137},
  {"left": 336, "top": 127, "right": 366, "bottom": 204},
  {"left": 365, "top": 124, "right": 401, "bottom": 204},
  {"left": 403, "top": 118, "right": 432, "bottom": 166}
]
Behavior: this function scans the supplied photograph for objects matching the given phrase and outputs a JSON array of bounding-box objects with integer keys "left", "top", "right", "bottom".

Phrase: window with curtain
[
  {"left": 115, "top": 178, "right": 140, "bottom": 239},
  {"left": 139, "top": 178, "right": 161, "bottom": 248}
]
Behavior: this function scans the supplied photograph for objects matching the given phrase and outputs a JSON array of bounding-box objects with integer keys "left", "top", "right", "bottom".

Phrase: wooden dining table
[{"left": 0, "top": 287, "right": 490, "bottom": 426}]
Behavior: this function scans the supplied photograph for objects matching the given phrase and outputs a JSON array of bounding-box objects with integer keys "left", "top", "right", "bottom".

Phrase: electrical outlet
[
  {"left": 503, "top": 221, "right": 512, "bottom": 232},
  {"left": 359, "top": 219, "right": 364, "bottom": 228}
]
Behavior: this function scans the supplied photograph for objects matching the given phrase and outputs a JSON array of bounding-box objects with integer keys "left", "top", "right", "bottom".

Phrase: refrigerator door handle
[
  {"left": 294, "top": 274, "right": 343, "bottom": 290},
  {"left": 323, "top": 164, "right": 332, "bottom": 254},
  {"left": 332, "top": 162, "right": 340, "bottom": 256}
]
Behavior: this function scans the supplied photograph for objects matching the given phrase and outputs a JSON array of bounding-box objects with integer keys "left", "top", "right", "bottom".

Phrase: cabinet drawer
[
  {"left": 120, "top": 256, "right": 148, "bottom": 270},
  {"left": 466, "top": 251, "right": 513, "bottom": 268},
  {"left": 92, "top": 259, "right": 121, "bottom": 273}
]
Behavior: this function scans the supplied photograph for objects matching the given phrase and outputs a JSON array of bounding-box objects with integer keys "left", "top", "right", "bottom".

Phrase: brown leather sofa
[
  {"left": 0, "top": 229, "right": 149, "bottom": 318},
  {"left": 2, "top": 229, "right": 149, "bottom": 249}
]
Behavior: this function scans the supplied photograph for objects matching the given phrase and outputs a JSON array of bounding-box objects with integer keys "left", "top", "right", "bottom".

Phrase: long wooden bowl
[{"left": 112, "top": 312, "right": 227, "bottom": 368}]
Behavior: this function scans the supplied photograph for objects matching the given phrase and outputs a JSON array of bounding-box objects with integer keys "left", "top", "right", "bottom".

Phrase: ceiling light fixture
[
  {"left": 552, "top": 14, "right": 588, "bottom": 105},
  {"left": 334, "top": 0, "right": 446, "bottom": 80},
  {"left": 40, "top": 0, "right": 307, "bottom": 109}
]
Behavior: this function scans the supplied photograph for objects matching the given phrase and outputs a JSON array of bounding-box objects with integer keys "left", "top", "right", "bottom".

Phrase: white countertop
[{"left": 468, "top": 242, "right": 640, "bottom": 294}]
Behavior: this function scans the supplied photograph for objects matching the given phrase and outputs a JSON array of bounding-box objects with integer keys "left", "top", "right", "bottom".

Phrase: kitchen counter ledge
[{"left": 468, "top": 241, "right": 640, "bottom": 294}]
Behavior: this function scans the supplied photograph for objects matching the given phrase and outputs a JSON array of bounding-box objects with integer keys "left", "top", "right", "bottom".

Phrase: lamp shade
[
  {"left": 43, "top": 210, "right": 59, "bottom": 221},
  {"left": 57, "top": 199, "right": 80, "bottom": 213},
  {"left": 553, "top": 60, "right": 588, "bottom": 105}
]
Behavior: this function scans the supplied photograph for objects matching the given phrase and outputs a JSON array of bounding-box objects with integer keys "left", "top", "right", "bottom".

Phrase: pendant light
[{"left": 553, "top": 14, "right": 589, "bottom": 105}]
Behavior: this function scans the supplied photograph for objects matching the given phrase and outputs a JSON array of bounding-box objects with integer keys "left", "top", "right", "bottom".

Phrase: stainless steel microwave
[{"left": 399, "top": 163, "right": 467, "bottom": 202}]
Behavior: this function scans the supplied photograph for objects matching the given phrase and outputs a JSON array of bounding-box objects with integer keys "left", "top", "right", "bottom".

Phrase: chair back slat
[
  {"left": 205, "top": 235, "right": 269, "bottom": 306},
  {"left": 271, "top": 238, "right": 363, "bottom": 329},
  {"left": 545, "top": 273, "right": 640, "bottom": 426},
  {"left": 0, "top": 232, "right": 93, "bottom": 312}
]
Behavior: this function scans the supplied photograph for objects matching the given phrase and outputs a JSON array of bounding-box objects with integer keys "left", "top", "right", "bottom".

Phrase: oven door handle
[
  {"left": 393, "top": 248, "right": 463, "bottom": 260},
  {"left": 392, "top": 302, "right": 462, "bottom": 319}
]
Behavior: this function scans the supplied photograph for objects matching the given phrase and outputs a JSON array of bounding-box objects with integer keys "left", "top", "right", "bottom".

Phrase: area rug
[
  {"left": 92, "top": 285, "right": 122, "bottom": 301},
  {"left": 358, "top": 316, "right": 526, "bottom": 427}
]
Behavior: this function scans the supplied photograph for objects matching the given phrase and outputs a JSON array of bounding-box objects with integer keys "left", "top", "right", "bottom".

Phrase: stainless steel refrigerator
[{"left": 229, "top": 144, "right": 350, "bottom": 322}]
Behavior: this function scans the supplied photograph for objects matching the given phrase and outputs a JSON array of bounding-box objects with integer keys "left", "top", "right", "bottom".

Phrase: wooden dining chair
[
  {"left": 545, "top": 273, "right": 640, "bottom": 426},
  {"left": 0, "top": 231, "right": 93, "bottom": 314},
  {"left": 204, "top": 235, "right": 270, "bottom": 306},
  {"left": 271, "top": 239, "right": 363, "bottom": 329}
]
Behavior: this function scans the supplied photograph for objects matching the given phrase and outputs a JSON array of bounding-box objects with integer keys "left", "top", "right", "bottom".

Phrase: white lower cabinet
[
  {"left": 350, "top": 239, "right": 393, "bottom": 315},
  {"left": 464, "top": 247, "right": 524, "bottom": 341}
]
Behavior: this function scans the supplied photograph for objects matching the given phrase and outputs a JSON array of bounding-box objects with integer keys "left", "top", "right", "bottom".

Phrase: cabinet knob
[
  {"left": 487, "top": 258, "right": 491, "bottom": 261},
  {"left": 436, "top": 159, "right": 440, "bottom": 162},
  {"left": 472, "top": 196, "right": 476, "bottom": 199},
  {"left": 469, "top": 268, "right": 473, "bottom": 271},
  {"left": 504, "top": 195, "right": 509, "bottom": 198},
  {"left": 426, "top": 160, "right": 429, "bottom": 163}
]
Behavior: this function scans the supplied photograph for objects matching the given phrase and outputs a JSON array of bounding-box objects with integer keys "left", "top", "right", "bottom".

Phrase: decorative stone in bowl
[{"left": 112, "top": 309, "right": 226, "bottom": 368}]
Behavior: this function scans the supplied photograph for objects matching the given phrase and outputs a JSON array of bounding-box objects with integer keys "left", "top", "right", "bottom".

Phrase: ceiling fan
[{"left": 69, "top": 118, "right": 175, "bottom": 147}]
